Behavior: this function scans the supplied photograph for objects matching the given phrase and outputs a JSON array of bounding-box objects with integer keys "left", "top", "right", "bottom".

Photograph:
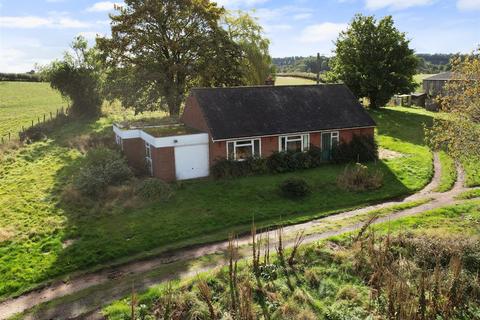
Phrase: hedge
[{"left": 211, "top": 135, "right": 378, "bottom": 179}]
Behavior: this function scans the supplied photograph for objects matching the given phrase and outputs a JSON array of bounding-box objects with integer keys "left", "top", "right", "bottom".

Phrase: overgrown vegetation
[
  {"left": 336, "top": 163, "right": 384, "bottom": 192},
  {"left": 427, "top": 51, "right": 480, "bottom": 161},
  {"left": 41, "top": 36, "right": 103, "bottom": 118},
  {"left": 103, "top": 201, "right": 480, "bottom": 319},
  {"left": 278, "top": 177, "right": 311, "bottom": 199},
  {"left": 73, "top": 148, "right": 132, "bottom": 198},
  {"left": 212, "top": 135, "right": 378, "bottom": 179},
  {"left": 134, "top": 178, "right": 174, "bottom": 201},
  {"left": 332, "top": 134, "right": 378, "bottom": 163}
]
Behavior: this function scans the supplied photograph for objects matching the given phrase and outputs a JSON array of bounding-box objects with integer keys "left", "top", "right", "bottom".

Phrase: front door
[{"left": 321, "top": 132, "right": 332, "bottom": 161}]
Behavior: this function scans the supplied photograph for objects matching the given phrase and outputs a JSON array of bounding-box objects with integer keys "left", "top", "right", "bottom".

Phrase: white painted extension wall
[{"left": 113, "top": 124, "right": 210, "bottom": 180}]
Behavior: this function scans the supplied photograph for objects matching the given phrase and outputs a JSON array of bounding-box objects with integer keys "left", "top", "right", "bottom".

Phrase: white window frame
[
  {"left": 279, "top": 134, "right": 310, "bottom": 152},
  {"left": 145, "top": 142, "right": 153, "bottom": 176},
  {"left": 115, "top": 134, "right": 123, "bottom": 150},
  {"left": 322, "top": 131, "right": 339, "bottom": 151},
  {"left": 331, "top": 131, "right": 339, "bottom": 147},
  {"left": 226, "top": 139, "right": 261, "bottom": 161}
]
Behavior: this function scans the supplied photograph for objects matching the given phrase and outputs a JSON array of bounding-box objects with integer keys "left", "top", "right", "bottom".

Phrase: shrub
[
  {"left": 332, "top": 134, "right": 378, "bottom": 164},
  {"left": 74, "top": 148, "right": 132, "bottom": 197},
  {"left": 19, "top": 114, "right": 69, "bottom": 143},
  {"left": 134, "top": 178, "right": 174, "bottom": 201},
  {"left": 267, "top": 151, "right": 313, "bottom": 173},
  {"left": 211, "top": 157, "right": 267, "bottom": 179},
  {"left": 336, "top": 163, "right": 383, "bottom": 192},
  {"left": 43, "top": 36, "right": 102, "bottom": 118},
  {"left": 279, "top": 177, "right": 312, "bottom": 199}
]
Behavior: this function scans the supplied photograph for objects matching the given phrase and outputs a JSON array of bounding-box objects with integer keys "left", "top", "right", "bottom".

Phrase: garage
[{"left": 174, "top": 144, "right": 209, "bottom": 180}]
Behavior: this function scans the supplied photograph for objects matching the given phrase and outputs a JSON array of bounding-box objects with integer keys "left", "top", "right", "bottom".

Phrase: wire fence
[{"left": 0, "top": 106, "right": 67, "bottom": 144}]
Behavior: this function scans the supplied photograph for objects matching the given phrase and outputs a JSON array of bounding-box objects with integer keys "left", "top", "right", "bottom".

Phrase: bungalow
[{"left": 114, "top": 84, "right": 376, "bottom": 181}]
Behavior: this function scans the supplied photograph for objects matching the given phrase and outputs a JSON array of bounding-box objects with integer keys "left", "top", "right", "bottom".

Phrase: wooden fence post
[
  {"left": 43, "top": 114, "right": 46, "bottom": 123},
  {"left": 8, "top": 132, "right": 10, "bottom": 141},
  {"left": 31, "top": 120, "right": 34, "bottom": 127}
]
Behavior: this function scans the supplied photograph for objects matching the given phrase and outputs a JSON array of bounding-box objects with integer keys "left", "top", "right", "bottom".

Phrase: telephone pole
[{"left": 316, "top": 53, "right": 320, "bottom": 84}]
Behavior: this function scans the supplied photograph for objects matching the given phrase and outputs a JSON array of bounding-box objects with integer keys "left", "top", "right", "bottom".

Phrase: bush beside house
[{"left": 211, "top": 135, "right": 378, "bottom": 179}]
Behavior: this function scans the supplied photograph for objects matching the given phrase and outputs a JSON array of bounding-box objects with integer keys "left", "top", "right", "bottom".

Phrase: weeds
[
  {"left": 103, "top": 223, "right": 480, "bottom": 320},
  {"left": 337, "top": 163, "right": 384, "bottom": 192}
]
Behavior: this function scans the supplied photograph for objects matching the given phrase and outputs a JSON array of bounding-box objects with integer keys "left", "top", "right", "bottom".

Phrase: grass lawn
[
  {"left": 0, "top": 94, "right": 437, "bottom": 300},
  {"left": 462, "top": 158, "right": 480, "bottom": 187},
  {"left": 275, "top": 76, "right": 316, "bottom": 86},
  {"left": 370, "top": 199, "right": 480, "bottom": 237},
  {"left": 436, "top": 151, "right": 457, "bottom": 192},
  {"left": 0, "top": 82, "right": 65, "bottom": 139}
]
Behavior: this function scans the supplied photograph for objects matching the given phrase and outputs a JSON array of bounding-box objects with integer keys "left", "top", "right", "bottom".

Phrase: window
[
  {"left": 115, "top": 134, "right": 123, "bottom": 150},
  {"left": 279, "top": 134, "right": 310, "bottom": 152},
  {"left": 145, "top": 142, "right": 153, "bottom": 176},
  {"left": 227, "top": 139, "right": 261, "bottom": 160},
  {"left": 331, "top": 132, "right": 339, "bottom": 146}
]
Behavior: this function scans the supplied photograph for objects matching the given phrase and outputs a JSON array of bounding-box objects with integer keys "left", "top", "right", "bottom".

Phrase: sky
[{"left": 0, "top": 0, "right": 479, "bottom": 73}]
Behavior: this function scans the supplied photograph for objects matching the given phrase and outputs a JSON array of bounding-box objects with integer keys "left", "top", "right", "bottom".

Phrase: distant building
[
  {"left": 423, "top": 72, "right": 453, "bottom": 96},
  {"left": 423, "top": 72, "right": 454, "bottom": 111},
  {"left": 411, "top": 92, "right": 426, "bottom": 107}
]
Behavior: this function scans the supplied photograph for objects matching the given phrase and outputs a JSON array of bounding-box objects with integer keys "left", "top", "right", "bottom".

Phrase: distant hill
[{"left": 273, "top": 53, "right": 460, "bottom": 74}]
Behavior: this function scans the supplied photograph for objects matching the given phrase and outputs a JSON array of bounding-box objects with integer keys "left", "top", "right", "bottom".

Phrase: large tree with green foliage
[
  {"left": 97, "top": 0, "right": 244, "bottom": 116},
  {"left": 223, "top": 11, "right": 273, "bottom": 85},
  {"left": 42, "top": 36, "right": 103, "bottom": 118},
  {"left": 327, "top": 14, "right": 418, "bottom": 109},
  {"left": 427, "top": 50, "right": 480, "bottom": 160}
]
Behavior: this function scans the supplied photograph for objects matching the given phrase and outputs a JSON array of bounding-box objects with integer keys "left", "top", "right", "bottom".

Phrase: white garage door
[{"left": 174, "top": 144, "right": 209, "bottom": 180}]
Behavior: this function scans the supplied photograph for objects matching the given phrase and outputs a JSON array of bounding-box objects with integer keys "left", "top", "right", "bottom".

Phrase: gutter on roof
[{"left": 211, "top": 126, "right": 376, "bottom": 142}]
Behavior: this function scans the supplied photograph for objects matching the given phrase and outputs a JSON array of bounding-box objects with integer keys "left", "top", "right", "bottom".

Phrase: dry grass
[{"left": 337, "top": 163, "right": 384, "bottom": 192}]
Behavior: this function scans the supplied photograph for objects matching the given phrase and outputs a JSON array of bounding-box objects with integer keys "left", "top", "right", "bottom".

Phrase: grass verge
[{"left": 435, "top": 151, "right": 457, "bottom": 192}]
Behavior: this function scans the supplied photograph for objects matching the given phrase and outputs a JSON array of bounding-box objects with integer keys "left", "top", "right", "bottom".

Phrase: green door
[{"left": 321, "top": 132, "right": 332, "bottom": 161}]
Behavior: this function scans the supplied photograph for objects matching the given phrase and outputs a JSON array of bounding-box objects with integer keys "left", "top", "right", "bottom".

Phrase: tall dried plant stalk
[
  {"left": 198, "top": 280, "right": 216, "bottom": 320},
  {"left": 288, "top": 231, "right": 305, "bottom": 267}
]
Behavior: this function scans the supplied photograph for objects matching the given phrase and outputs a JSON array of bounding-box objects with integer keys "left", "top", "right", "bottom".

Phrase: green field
[
  {"left": 0, "top": 82, "right": 65, "bottom": 139},
  {"left": 275, "top": 76, "right": 316, "bottom": 86}
]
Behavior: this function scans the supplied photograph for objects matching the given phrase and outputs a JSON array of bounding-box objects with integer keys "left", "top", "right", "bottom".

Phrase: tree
[
  {"left": 97, "top": 0, "right": 244, "bottom": 116},
  {"left": 327, "top": 15, "right": 418, "bottom": 108},
  {"left": 427, "top": 50, "right": 480, "bottom": 160},
  {"left": 41, "top": 36, "right": 103, "bottom": 118},
  {"left": 223, "top": 11, "right": 273, "bottom": 85}
]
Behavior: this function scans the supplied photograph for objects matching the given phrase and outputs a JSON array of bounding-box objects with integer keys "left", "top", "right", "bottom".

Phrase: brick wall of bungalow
[
  {"left": 122, "top": 138, "right": 146, "bottom": 173},
  {"left": 117, "top": 96, "right": 375, "bottom": 181},
  {"left": 182, "top": 94, "right": 374, "bottom": 164},
  {"left": 122, "top": 136, "right": 177, "bottom": 181},
  {"left": 151, "top": 146, "right": 176, "bottom": 181},
  {"left": 207, "top": 128, "right": 374, "bottom": 163}
]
